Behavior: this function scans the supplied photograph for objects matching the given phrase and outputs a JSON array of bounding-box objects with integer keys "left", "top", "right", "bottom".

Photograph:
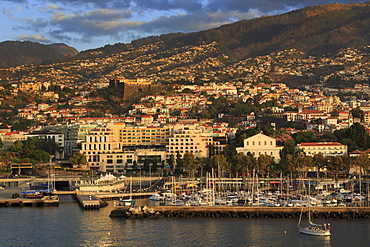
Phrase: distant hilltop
[{"left": 0, "top": 41, "right": 78, "bottom": 68}]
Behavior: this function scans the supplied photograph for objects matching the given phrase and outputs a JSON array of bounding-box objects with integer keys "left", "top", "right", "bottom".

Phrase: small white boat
[
  {"left": 119, "top": 176, "right": 135, "bottom": 206},
  {"left": 299, "top": 222, "right": 331, "bottom": 236},
  {"left": 149, "top": 194, "right": 164, "bottom": 201},
  {"left": 119, "top": 199, "right": 136, "bottom": 206}
]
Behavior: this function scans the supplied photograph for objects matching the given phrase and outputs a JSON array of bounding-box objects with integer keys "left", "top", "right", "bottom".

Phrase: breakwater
[{"left": 110, "top": 206, "right": 370, "bottom": 219}]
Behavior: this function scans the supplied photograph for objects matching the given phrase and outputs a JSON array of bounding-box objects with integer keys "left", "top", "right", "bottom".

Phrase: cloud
[
  {"left": 46, "top": 3, "right": 60, "bottom": 10},
  {"left": 85, "top": 8, "right": 132, "bottom": 21},
  {"left": 141, "top": 11, "right": 231, "bottom": 33},
  {"left": 38, "top": 0, "right": 203, "bottom": 12},
  {"left": 130, "top": 0, "right": 204, "bottom": 12},
  {"left": 2, "top": 8, "right": 14, "bottom": 19},
  {"left": 14, "top": 34, "right": 51, "bottom": 43},
  {"left": 43, "top": 9, "right": 141, "bottom": 43},
  {"left": 3, "top": 0, "right": 366, "bottom": 50},
  {"left": 205, "top": 0, "right": 364, "bottom": 14}
]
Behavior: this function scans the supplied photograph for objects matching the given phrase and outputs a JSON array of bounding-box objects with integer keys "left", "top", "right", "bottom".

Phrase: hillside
[
  {"left": 1, "top": 2, "right": 370, "bottom": 89},
  {"left": 130, "top": 2, "right": 370, "bottom": 62},
  {"left": 0, "top": 41, "right": 78, "bottom": 68}
]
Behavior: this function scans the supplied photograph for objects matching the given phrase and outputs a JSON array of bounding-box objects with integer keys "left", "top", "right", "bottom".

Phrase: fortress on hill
[{"left": 109, "top": 77, "right": 162, "bottom": 100}]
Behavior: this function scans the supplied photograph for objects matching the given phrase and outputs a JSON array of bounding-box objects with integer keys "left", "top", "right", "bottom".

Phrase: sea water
[{"left": 0, "top": 196, "right": 369, "bottom": 247}]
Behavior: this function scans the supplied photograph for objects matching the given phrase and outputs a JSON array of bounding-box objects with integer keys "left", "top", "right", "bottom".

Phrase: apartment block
[{"left": 166, "top": 125, "right": 212, "bottom": 159}]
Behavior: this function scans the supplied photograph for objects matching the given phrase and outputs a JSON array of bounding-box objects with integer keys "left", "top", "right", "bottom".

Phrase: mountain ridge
[
  {"left": 1, "top": 2, "right": 370, "bottom": 71},
  {"left": 0, "top": 41, "right": 78, "bottom": 68}
]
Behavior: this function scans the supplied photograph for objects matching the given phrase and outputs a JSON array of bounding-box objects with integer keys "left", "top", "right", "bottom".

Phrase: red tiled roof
[{"left": 298, "top": 142, "right": 344, "bottom": 146}]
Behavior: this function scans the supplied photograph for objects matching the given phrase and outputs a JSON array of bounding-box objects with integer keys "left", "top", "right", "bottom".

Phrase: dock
[{"left": 0, "top": 188, "right": 59, "bottom": 207}]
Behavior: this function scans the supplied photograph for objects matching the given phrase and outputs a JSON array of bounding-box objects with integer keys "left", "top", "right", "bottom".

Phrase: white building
[
  {"left": 236, "top": 133, "right": 283, "bottom": 163},
  {"left": 297, "top": 142, "right": 348, "bottom": 157}
]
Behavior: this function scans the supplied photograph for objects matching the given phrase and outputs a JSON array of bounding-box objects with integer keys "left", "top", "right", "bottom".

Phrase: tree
[
  {"left": 232, "top": 152, "right": 255, "bottom": 176},
  {"left": 279, "top": 154, "right": 296, "bottom": 175},
  {"left": 132, "top": 160, "right": 138, "bottom": 173},
  {"left": 183, "top": 152, "right": 196, "bottom": 177},
  {"left": 257, "top": 154, "right": 275, "bottom": 176},
  {"left": 351, "top": 154, "right": 370, "bottom": 176},
  {"left": 167, "top": 154, "right": 175, "bottom": 171},
  {"left": 152, "top": 156, "right": 158, "bottom": 173},
  {"left": 209, "top": 154, "right": 229, "bottom": 177},
  {"left": 9, "top": 140, "right": 24, "bottom": 154},
  {"left": 69, "top": 152, "right": 87, "bottom": 168},
  {"left": 313, "top": 153, "right": 328, "bottom": 178},
  {"left": 143, "top": 158, "right": 150, "bottom": 173},
  {"left": 0, "top": 151, "right": 13, "bottom": 169},
  {"left": 280, "top": 139, "right": 297, "bottom": 160},
  {"left": 346, "top": 122, "right": 368, "bottom": 146},
  {"left": 351, "top": 107, "right": 364, "bottom": 121},
  {"left": 327, "top": 156, "right": 346, "bottom": 180},
  {"left": 292, "top": 131, "right": 318, "bottom": 144},
  {"left": 194, "top": 157, "right": 208, "bottom": 177},
  {"left": 30, "top": 150, "right": 50, "bottom": 163}
]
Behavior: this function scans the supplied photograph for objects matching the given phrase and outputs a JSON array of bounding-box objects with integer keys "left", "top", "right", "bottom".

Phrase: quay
[
  {"left": 75, "top": 191, "right": 154, "bottom": 209},
  {"left": 110, "top": 206, "right": 370, "bottom": 219},
  {"left": 0, "top": 197, "right": 59, "bottom": 207},
  {"left": 94, "top": 192, "right": 154, "bottom": 201}
]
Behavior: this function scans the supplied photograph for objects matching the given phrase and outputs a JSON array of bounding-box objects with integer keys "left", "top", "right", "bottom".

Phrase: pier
[
  {"left": 74, "top": 193, "right": 101, "bottom": 209},
  {"left": 110, "top": 206, "right": 370, "bottom": 219}
]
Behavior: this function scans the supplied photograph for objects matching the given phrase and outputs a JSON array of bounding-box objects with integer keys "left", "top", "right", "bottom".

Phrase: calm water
[{"left": 0, "top": 196, "right": 369, "bottom": 247}]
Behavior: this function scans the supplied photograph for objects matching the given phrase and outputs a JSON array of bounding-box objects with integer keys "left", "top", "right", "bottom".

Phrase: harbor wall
[{"left": 110, "top": 206, "right": 370, "bottom": 219}]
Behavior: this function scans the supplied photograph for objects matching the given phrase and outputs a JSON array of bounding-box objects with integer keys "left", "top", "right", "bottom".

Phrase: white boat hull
[{"left": 299, "top": 227, "right": 331, "bottom": 236}]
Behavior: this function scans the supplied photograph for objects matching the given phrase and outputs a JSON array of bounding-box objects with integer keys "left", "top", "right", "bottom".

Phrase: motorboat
[{"left": 149, "top": 193, "right": 164, "bottom": 201}]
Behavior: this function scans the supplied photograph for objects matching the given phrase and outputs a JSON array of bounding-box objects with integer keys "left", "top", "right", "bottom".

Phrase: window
[{"left": 107, "top": 159, "right": 113, "bottom": 164}]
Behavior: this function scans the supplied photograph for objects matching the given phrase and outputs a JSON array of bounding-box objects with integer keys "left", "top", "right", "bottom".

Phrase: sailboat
[
  {"left": 298, "top": 195, "right": 331, "bottom": 236},
  {"left": 120, "top": 176, "right": 136, "bottom": 206},
  {"left": 298, "top": 206, "right": 331, "bottom": 236}
]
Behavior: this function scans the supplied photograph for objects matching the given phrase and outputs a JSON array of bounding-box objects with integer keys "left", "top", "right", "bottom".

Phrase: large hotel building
[{"left": 80, "top": 123, "right": 227, "bottom": 172}]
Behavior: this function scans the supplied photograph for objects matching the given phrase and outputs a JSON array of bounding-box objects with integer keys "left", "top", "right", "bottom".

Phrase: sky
[{"left": 0, "top": 0, "right": 366, "bottom": 51}]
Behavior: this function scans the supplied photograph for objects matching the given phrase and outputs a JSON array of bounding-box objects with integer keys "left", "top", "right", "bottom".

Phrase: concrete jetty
[
  {"left": 74, "top": 193, "right": 101, "bottom": 209},
  {"left": 110, "top": 206, "right": 370, "bottom": 219}
]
